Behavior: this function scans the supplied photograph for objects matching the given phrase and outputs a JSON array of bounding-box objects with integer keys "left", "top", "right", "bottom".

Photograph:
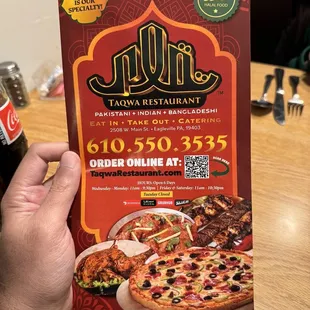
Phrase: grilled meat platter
[{"left": 180, "top": 195, "right": 252, "bottom": 251}]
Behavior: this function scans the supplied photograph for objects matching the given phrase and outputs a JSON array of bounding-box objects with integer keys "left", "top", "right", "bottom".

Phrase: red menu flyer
[{"left": 58, "top": 1, "right": 252, "bottom": 309}]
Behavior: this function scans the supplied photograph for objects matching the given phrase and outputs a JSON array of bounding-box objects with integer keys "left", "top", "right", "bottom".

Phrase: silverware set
[{"left": 251, "top": 68, "right": 305, "bottom": 125}]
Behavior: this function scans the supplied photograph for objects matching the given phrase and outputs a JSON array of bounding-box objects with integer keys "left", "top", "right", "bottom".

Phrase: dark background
[{"left": 251, "top": 0, "right": 307, "bottom": 64}]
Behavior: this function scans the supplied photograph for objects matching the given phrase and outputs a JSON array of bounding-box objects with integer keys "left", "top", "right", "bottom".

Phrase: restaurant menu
[{"left": 58, "top": 1, "right": 252, "bottom": 309}]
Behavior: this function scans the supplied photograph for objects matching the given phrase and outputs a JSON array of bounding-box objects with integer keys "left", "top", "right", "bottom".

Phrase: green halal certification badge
[{"left": 195, "top": 0, "right": 239, "bottom": 22}]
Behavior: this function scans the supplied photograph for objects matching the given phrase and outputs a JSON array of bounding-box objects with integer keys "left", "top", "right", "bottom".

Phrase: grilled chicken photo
[{"left": 75, "top": 244, "right": 154, "bottom": 294}]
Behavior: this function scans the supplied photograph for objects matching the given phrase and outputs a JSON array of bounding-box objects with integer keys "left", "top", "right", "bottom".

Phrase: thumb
[{"left": 38, "top": 151, "right": 81, "bottom": 223}]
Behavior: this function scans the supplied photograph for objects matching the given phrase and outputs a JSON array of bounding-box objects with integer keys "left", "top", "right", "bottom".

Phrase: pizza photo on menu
[{"left": 116, "top": 248, "right": 253, "bottom": 310}]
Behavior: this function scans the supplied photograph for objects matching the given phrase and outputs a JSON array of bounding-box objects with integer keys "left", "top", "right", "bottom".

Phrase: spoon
[{"left": 251, "top": 74, "right": 274, "bottom": 109}]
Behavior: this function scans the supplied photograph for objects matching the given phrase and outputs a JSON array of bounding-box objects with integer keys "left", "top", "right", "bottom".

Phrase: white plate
[
  {"left": 108, "top": 208, "right": 194, "bottom": 240},
  {"left": 117, "top": 280, "right": 254, "bottom": 310},
  {"left": 117, "top": 280, "right": 146, "bottom": 310},
  {"left": 75, "top": 240, "right": 152, "bottom": 271}
]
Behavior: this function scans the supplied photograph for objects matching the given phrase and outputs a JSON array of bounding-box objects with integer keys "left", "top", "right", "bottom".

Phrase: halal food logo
[
  {"left": 194, "top": 0, "right": 239, "bottom": 22},
  {"left": 87, "top": 21, "right": 222, "bottom": 110}
]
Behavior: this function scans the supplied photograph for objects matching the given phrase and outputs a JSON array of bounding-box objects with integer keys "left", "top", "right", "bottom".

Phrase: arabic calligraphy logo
[{"left": 87, "top": 21, "right": 222, "bottom": 110}]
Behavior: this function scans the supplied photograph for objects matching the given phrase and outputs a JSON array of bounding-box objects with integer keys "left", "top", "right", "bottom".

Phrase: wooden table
[{"left": 18, "top": 63, "right": 310, "bottom": 310}]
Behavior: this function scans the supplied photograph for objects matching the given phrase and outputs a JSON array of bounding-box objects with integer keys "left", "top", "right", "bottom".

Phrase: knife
[{"left": 273, "top": 68, "right": 285, "bottom": 125}]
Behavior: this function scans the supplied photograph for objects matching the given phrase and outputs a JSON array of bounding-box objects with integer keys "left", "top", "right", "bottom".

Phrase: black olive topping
[
  {"left": 204, "top": 285, "right": 213, "bottom": 290},
  {"left": 209, "top": 273, "right": 217, "bottom": 279},
  {"left": 158, "top": 260, "right": 166, "bottom": 265},
  {"left": 163, "top": 286, "right": 170, "bottom": 291},
  {"left": 167, "top": 278, "right": 176, "bottom": 284},
  {"left": 166, "top": 271, "right": 174, "bottom": 277},
  {"left": 204, "top": 296, "right": 213, "bottom": 300},
  {"left": 231, "top": 285, "right": 241, "bottom": 292},
  {"left": 172, "top": 298, "right": 182, "bottom": 304},
  {"left": 168, "top": 292, "right": 174, "bottom": 298},
  {"left": 167, "top": 268, "right": 176, "bottom": 273},
  {"left": 190, "top": 253, "right": 200, "bottom": 259},
  {"left": 149, "top": 264, "right": 156, "bottom": 270},
  {"left": 191, "top": 262, "right": 199, "bottom": 270},
  {"left": 142, "top": 280, "right": 151, "bottom": 288},
  {"left": 233, "top": 274, "right": 242, "bottom": 281},
  {"left": 219, "top": 264, "right": 227, "bottom": 270},
  {"left": 149, "top": 268, "right": 157, "bottom": 274},
  {"left": 186, "top": 272, "right": 192, "bottom": 277},
  {"left": 243, "top": 264, "right": 251, "bottom": 270},
  {"left": 174, "top": 258, "right": 182, "bottom": 263},
  {"left": 152, "top": 293, "right": 162, "bottom": 299},
  {"left": 230, "top": 256, "right": 237, "bottom": 261}
]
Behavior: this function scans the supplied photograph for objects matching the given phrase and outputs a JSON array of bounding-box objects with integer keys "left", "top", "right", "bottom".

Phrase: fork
[{"left": 288, "top": 76, "right": 304, "bottom": 116}]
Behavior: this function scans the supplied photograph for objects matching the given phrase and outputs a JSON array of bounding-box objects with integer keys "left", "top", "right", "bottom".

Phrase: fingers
[
  {"left": 9, "top": 142, "right": 70, "bottom": 188},
  {"left": 43, "top": 175, "right": 55, "bottom": 191},
  {"left": 38, "top": 151, "right": 81, "bottom": 223}
]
